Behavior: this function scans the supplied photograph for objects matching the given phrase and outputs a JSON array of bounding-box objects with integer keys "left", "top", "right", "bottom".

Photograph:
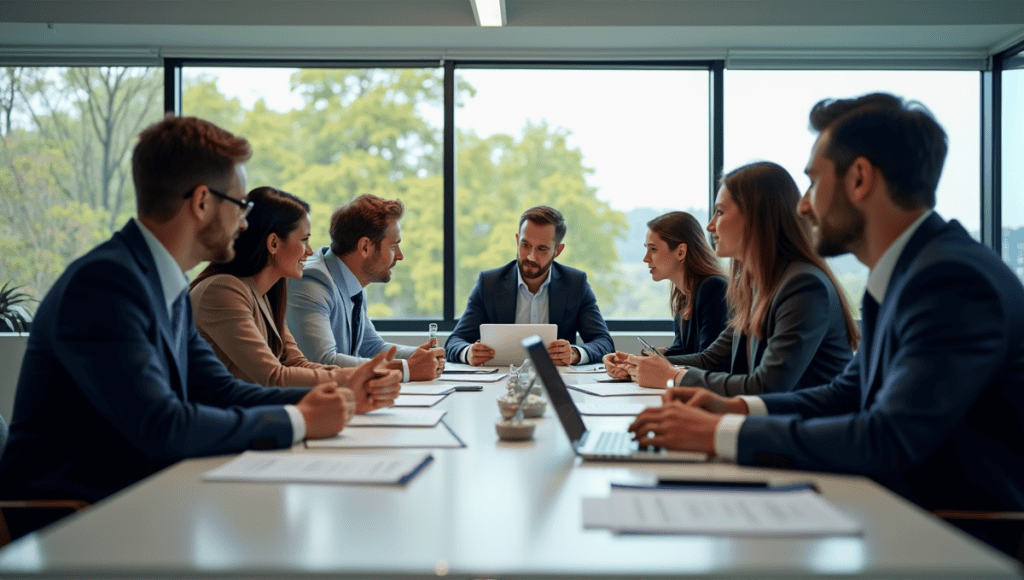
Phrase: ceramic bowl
[{"left": 495, "top": 419, "right": 537, "bottom": 441}]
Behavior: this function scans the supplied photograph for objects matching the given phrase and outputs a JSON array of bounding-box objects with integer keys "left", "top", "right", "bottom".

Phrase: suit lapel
[
  {"left": 496, "top": 264, "right": 518, "bottom": 324},
  {"left": 861, "top": 213, "right": 947, "bottom": 408},
  {"left": 248, "top": 278, "right": 282, "bottom": 347},
  {"left": 119, "top": 220, "right": 188, "bottom": 395},
  {"left": 547, "top": 264, "right": 567, "bottom": 328}
]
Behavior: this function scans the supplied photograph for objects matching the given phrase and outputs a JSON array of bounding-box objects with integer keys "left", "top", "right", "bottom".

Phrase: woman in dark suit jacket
[
  {"left": 603, "top": 211, "right": 727, "bottom": 373},
  {"left": 625, "top": 161, "right": 860, "bottom": 395},
  {"left": 190, "top": 187, "right": 349, "bottom": 388}
]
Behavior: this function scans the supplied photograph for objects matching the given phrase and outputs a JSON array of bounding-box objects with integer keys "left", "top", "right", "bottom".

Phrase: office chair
[
  {"left": 0, "top": 413, "right": 90, "bottom": 547},
  {"left": 933, "top": 509, "right": 1024, "bottom": 566}
]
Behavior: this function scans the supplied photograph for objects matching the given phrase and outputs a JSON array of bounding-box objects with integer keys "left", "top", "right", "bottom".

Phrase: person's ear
[
  {"left": 676, "top": 243, "right": 687, "bottom": 262},
  {"left": 846, "top": 157, "right": 875, "bottom": 204},
  {"left": 554, "top": 243, "right": 565, "bottom": 259},
  {"left": 185, "top": 185, "right": 212, "bottom": 220},
  {"left": 357, "top": 236, "right": 372, "bottom": 257},
  {"left": 267, "top": 233, "right": 280, "bottom": 255}
]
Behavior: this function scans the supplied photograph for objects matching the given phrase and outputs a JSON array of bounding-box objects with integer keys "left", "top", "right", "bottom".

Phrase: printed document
[
  {"left": 347, "top": 408, "right": 446, "bottom": 428},
  {"left": 568, "top": 383, "right": 663, "bottom": 397},
  {"left": 584, "top": 487, "right": 860, "bottom": 536},
  {"left": 305, "top": 422, "right": 465, "bottom": 449},
  {"left": 392, "top": 394, "right": 448, "bottom": 407},
  {"left": 203, "top": 451, "right": 433, "bottom": 485}
]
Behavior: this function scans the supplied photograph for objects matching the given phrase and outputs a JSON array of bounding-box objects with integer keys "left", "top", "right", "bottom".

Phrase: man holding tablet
[{"left": 445, "top": 206, "right": 614, "bottom": 366}]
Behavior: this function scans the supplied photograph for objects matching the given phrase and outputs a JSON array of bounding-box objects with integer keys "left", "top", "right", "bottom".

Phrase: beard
[
  {"left": 518, "top": 256, "right": 553, "bottom": 281},
  {"left": 813, "top": 183, "right": 865, "bottom": 258},
  {"left": 198, "top": 217, "right": 237, "bottom": 264},
  {"left": 365, "top": 250, "right": 395, "bottom": 283}
]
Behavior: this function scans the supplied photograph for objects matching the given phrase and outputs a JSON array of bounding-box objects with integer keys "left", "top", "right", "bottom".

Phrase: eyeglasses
[{"left": 184, "top": 186, "right": 254, "bottom": 218}]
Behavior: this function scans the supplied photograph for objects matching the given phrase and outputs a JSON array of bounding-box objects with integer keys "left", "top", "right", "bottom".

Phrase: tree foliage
[{"left": 3, "top": 65, "right": 630, "bottom": 321}]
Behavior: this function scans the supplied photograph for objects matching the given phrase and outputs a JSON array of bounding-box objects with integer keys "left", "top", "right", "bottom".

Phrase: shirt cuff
[
  {"left": 714, "top": 413, "right": 746, "bottom": 461},
  {"left": 738, "top": 395, "right": 768, "bottom": 416},
  {"left": 460, "top": 345, "right": 470, "bottom": 364},
  {"left": 400, "top": 358, "right": 410, "bottom": 383},
  {"left": 284, "top": 404, "right": 306, "bottom": 444},
  {"left": 572, "top": 346, "right": 589, "bottom": 365}
]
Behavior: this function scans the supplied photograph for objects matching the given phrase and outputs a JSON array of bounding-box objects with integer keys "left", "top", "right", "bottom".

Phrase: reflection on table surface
[{"left": 1, "top": 368, "right": 1020, "bottom": 579}]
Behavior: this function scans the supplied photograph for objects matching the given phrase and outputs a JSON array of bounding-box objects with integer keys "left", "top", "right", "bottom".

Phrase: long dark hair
[
  {"left": 721, "top": 162, "right": 859, "bottom": 350},
  {"left": 646, "top": 211, "right": 724, "bottom": 320},
  {"left": 191, "top": 186, "right": 310, "bottom": 352}
]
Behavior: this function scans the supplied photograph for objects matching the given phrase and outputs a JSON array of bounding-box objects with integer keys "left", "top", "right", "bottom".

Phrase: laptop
[
  {"left": 521, "top": 334, "right": 708, "bottom": 463},
  {"left": 479, "top": 323, "right": 558, "bottom": 366}
]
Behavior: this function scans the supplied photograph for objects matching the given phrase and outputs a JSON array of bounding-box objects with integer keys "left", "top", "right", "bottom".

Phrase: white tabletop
[{"left": 1, "top": 371, "right": 1021, "bottom": 579}]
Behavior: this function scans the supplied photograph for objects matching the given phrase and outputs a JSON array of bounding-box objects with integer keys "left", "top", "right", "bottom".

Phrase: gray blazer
[{"left": 668, "top": 262, "right": 853, "bottom": 396}]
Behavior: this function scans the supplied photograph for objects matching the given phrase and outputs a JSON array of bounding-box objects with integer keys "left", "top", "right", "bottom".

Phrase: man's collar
[
  {"left": 516, "top": 261, "right": 556, "bottom": 294},
  {"left": 865, "top": 210, "right": 933, "bottom": 303},
  {"left": 133, "top": 217, "right": 189, "bottom": 308},
  {"left": 326, "top": 249, "right": 364, "bottom": 300}
]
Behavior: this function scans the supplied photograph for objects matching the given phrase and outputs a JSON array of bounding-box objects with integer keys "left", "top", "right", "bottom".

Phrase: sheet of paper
[
  {"left": 203, "top": 451, "right": 433, "bottom": 485},
  {"left": 437, "top": 372, "right": 507, "bottom": 383},
  {"left": 305, "top": 422, "right": 465, "bottom": 449},
  {"left": 563, "top": 363, "right": 607, "bottom": 374},
  {"left": 347, "top": 408, "right": 446, "bottom": 428},
  {"left": 400, "top": 383, "right": 456, "bottom": 396},
  {"left": 392, "top": 394, "right": 447, "bottom": 407},
  {"left": 588, "top": 487, "right": 861, "bottom": 536},
  {"left": 442, "top": 363, "right": 499, "bottom": 374},
  {"left": 567, "top": 383, "right": 664, "bottom": 397},
  {"left": 576, "top": 402, "right": 656, "bottom": 416}
]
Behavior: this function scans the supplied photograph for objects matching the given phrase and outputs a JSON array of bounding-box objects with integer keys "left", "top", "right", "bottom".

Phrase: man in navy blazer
[
  {"left": 446, "top": 206, "right": 614, "bottom": 366},
  {"left": 0, "top": 116, "right": 396, "bottom": 507},
  {"left": 630, "top": 94, "right": 1024, "bottom": 516}
]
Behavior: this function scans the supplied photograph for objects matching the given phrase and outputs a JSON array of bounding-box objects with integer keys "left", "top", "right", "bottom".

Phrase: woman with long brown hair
[
  {"left": 190, "top": 186, "right": 399, "bottom": 412},
  {"left": 628, "top": 161, "right": 859, "bottom": 395},
  {"left": 604, "top": 211, "right": 728, "bottom": 374}
]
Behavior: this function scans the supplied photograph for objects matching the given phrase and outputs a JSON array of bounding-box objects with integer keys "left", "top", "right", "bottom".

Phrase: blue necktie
[
  {"left": 350, "top": 292, "right": 363, "bottom": 357},
  {"left": 860, "top": 292, "right": 879, "bottom": 355},
  {"left": 171, "top": 290, "right": 188, "bottom": 349}
]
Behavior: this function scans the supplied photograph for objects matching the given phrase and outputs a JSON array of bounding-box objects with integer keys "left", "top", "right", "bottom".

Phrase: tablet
[{"left": 479, "top": 323, "right": 558, "bottom": 366}]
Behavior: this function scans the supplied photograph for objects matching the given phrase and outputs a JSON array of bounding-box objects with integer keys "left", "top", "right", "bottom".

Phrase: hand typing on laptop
[{"left": 628, "top": 402, "right": 719, "bottom": 456}]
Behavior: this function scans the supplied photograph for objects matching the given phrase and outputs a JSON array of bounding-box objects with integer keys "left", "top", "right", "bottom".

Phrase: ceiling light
[{"left": 471, "top": 0, "right": 506, "bottom": 27}]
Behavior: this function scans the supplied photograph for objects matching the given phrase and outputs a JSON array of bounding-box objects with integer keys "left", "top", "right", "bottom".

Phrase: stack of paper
[
  {"left": 584, "top": 486, "right": 861, "bottom": 536},
  {"left": 204, "top": 451, "right": 433, "bottom": 484}
]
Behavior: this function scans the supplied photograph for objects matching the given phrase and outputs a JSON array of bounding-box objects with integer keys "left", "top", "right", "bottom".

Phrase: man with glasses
[{"left": 0, "top": 116, "right": 399, "bottom": 515}]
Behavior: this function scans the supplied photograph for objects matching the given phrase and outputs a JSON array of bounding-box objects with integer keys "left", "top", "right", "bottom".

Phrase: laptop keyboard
[{"left": 592, "top": 431, "right": 639, "bottom": 456}]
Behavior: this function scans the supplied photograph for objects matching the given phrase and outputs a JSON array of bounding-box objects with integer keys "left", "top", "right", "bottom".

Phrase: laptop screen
[{"left": 521, "top": 334, "right": 586, "bottom": 445}]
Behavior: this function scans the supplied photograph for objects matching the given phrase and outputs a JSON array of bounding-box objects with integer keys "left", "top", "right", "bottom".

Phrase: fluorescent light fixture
[{"left": 471, "top": 0, "right": 506, "bottom": 27}]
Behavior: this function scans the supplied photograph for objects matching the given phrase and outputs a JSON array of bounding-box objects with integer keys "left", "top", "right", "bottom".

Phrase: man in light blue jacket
[{"left": 287, "top": 194, "right": 444, "bottom": 382}]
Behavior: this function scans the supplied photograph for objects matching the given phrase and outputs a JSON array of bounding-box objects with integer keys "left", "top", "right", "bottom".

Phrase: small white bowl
[{"left": 495, "top": 419, "right": 536, "bottom": 441}]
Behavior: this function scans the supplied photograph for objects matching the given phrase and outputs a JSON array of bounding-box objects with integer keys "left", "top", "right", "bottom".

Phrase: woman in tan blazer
[{"left": 190, "top": 187, "right": 351, "bottom": 388}]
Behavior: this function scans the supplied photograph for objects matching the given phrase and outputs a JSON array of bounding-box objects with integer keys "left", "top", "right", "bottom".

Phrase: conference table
[{"left": 0, "top": 368, "right": 1021, "bottom": 579}]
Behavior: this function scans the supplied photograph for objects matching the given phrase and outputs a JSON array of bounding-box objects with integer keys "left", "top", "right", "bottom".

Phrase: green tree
[{"left": 183, "top": 68, "right": 628, "bottom": 320}]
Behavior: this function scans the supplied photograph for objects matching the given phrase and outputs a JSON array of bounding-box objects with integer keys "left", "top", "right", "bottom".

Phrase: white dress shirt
[
  {"left": 711, "top": 210, "right": 933, "bottom": 460},
  {"left": 461, "top": 266, "right": 588, "bottom": 364}
]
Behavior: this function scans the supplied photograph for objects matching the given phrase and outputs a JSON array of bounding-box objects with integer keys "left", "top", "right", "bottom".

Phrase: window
[
  {"left": 0, "top": 66, "right": 163, "bottom": 304},
  {"left": 1002, "top": 51, "right": 1024, "bottom": 282},
  {"left": 182, "top": 65, "right": 444, "bottom": 319},
  {"left": 724, "top": 70, "right": 981, "bottom": 313},
  {"left": 454, "top": 67, "right": 710, "bottom": 320}
]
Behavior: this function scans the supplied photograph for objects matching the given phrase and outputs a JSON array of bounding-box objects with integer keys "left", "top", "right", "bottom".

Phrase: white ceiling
[{"left": 1, "top": 0, "right": 1022, "bottom": 63}]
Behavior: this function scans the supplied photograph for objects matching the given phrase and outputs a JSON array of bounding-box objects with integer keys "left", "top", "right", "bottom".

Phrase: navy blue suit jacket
[
  {"left": 663, "top": 275, "right": 729, "bottom": 357},
  {"left": 445, "top": 261, "right": 614, "bottom": 363},
  {"left": 0, "top": 221, "right": 307, "bottom": 503},
  {"left": 739, "top": 214, "right": 1024, "bottom": 511}
]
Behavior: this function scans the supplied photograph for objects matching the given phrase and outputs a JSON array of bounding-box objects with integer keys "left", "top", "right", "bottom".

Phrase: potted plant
[{"left": 0, "top": 282, "right": 32, "bottom": 333}]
